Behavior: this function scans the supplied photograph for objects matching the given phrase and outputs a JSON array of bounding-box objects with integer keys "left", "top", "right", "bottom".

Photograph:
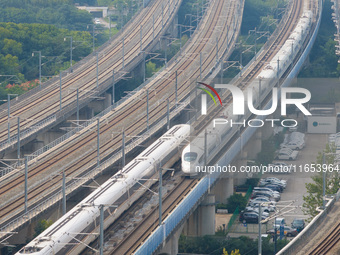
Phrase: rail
[
  {"left": 134, "top": 0, "right": 321, "bottom": 253},
  {"left": 0, "top": 0, "right": 240, "bottom": 237},
  {"left": 0, "top": 100, "right": 187, "bottom": 236},
  {"left": 0, "top": 0, "right": 215, "bottom": 179},
  {"left": 0, "top": 0, "right": 183, "bottom": 157}
]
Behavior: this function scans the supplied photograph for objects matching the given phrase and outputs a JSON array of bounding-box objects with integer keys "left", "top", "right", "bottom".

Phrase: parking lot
[{"left": 228, "top": 133, "right": 329, "bottom": 237}]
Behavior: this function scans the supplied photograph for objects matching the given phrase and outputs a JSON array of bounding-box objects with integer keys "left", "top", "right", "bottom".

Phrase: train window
[{"left": 183, "top": 152, "right": 198, "bottom": 162}]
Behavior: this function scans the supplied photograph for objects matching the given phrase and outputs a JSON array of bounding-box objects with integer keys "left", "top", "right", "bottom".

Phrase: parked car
[
  {"left": 252, "top": 191, "right": 280, "bottom": 202},
  {"left": 259, "top": 178, "right": 286, "bottom": 189},
  {"left": 254, "top": 187, "right": 280, "bottom": 195},
  {"left": 276, "top": 148, "right": 299, "bottom": 160},
  {"left": 291, "top": 218, "right": 305, "bottom": 232},
  {"left": 328, "top": 133, "right": 340, "bottom": 144},
  {"left": 259, "top": 179, "right": 286, "bottom": 190},
  {"left": 290, "top": 132, "right": 305, "bottom": 141},
  {"left": 267, "top": 226, "right": 298, "bottom": 237},
  {"left": 281, "top": 140, "right": 305, "bottom": 150},
  {"left": 252, "top": 203, "right": 276, "bottom": 212},
  {"left": 243, "top": 207, "right": 269, "bottom": 217},
  {"left": 265, "top": 184, "right": 283, "bottom": 193},
  {"left": 249, "top": 197, "right": 276, "bottom": 207},
  {"left": 268, "top": 162, "right": 292, "bottom": 174},
  {"left": 265, "top": 177, "right": 287, "bottom": 185},
  {"left": 239, "top": 211, "right": 267, "bottom": 223}
]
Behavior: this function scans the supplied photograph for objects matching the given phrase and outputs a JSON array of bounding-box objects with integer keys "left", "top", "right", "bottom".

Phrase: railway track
[
  {"left": 78, "top": 0, "right": 309, "bottom": 254},
  {"left": 77, "top": 162, "right": 198, "bottom": 255},
  {"left": 0, "top": 0, "right": 181, "bottom": 152},
  {"left": 12, "top": 0, "right": 314, "bottom": 253},
  {"left": 111, "top": 177, "right": 198, "bottom": 255},
  {"left": 194, "top": 0, "right": 302, "bottom": 133},
  {"left": 308, "top": 222, "right": 340, "bottom": 255},
  {"left": 0, "top": 0, "right": 239, "bottom": 236},
  {"left": 106, "top": 0, "right": 311, "bottom": 253}
]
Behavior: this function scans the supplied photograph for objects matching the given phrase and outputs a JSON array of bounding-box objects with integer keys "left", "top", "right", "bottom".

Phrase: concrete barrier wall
[{"left": 277, "top": 191, "right": 340, "bottom": 255}]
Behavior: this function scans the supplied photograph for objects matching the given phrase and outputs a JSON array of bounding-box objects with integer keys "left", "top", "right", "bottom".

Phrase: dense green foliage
[
  {"left": 179, "top": 235, "right": 289, "bottom": 255},
  {"left": 224, "top": 0, "right": 284, "bottom": 78},
  {"left": 34, "top": 219, "right": 53, "bottom": 238},
  {"left": 0, "top": 0, "right": 93, "bottom": 30},
  {"left": 0, "top": 22, "right": 94, "bottom": 95},
  {"left": 303, "top": 143, "right": 340, "bottom": 219},
  {"left": 241, "top": 0, "right": 286, "bottom": 34},
  {"left": 177, "top": 0, "right": 206, "bottom": 30},
  {"left": 226, "top": 193, "right": 247, "bottom": 212},
  {"left": 299, "top": 0, "right": 340, "bottom": 77}
]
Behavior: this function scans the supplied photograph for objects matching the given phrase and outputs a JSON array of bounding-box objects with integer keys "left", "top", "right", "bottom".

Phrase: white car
[
  {"left": 244, "top": 206, "right": 270, "bottom": 217},
  {"left": 276, "top": 148, "right": 298, "bottom": 160},
  {"left": 265, "top": 177, "right": 287, "bottom": 185},
  {"left": 290, "top": 132, "right": 305, "bottom": 141},
  {"left": 254, "top": 187, "right": 280, "bottom": 195},
  {"left": 281, "top": 140, "right": 305, "bottom": 150},
  {"left": 252, "top": 203, "right": 276, "bottom": 212},
  {"left": 249, "top": 197, "right": 276, "bottom": 207}
]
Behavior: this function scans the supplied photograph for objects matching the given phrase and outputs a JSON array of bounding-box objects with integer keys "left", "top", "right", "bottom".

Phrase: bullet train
[
  {"left": 17, "top": 124, "right": 190, "bottom": 255},
  {"left": 182, "top": 7, "right": 313, "bottom": 175}
]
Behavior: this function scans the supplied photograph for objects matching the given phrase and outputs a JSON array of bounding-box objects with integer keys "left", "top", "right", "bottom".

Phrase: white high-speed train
[
  {"left": 17, "top": 124, "right": 190, "bottom": 255},
  {"left": 182, "top": 8, "right": 313, "bottom": 175}
]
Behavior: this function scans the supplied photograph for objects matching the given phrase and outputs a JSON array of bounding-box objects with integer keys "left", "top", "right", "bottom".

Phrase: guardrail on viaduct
[{"left": 134, "top": 0, "right": 322, "bottom": 253}]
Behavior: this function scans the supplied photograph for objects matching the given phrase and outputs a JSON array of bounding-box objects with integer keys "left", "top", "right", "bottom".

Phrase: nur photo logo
[
  {"left": 197, "top": 82, "right": 223, "bottom": 115},
  {"left": 198, "top": 83, "right": 312, "bottom": 128}
]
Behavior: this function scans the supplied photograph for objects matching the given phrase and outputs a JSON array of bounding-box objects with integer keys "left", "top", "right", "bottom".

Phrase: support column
[
  {"left": 159, "top": 224, "right": 184, "bottom": 255},
  {"left": 212, "top": 176, "right": 234, "bottom": 204},
  {"left": 199, "top": 194, "right": 215, "bottom": 236}
]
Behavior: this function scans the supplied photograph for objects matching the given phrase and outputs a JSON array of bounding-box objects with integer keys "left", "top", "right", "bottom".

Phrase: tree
[
  {"left": 226, "top": 193, "right": 247, "bottom": 212},
  {"left": 34, "top": 219, "right": 53, "bottom": 237},
  {"left": 302, "top": 143, "right": 340, "bottom": 219},
  {"left": 145, "top": 61, "right": 160, "bottom": 78}
]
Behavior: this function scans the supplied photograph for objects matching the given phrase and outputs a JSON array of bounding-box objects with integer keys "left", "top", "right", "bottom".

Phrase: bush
[
  {"left": 245, "top": 178, "right": 259, "bottom": 189},
  {"left": 34, "top": 219, "right": 53, "bottom": 238},
  {"left": 226, "top": 193, "right": 247, "bottom": 212}
]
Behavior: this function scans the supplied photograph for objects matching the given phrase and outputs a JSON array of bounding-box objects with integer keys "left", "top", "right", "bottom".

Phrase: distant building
[{"left": 76, "top": 6, "right": 109, "bottom": 18}]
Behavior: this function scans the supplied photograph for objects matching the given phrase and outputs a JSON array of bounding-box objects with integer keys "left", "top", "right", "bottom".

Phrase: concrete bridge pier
[
  {"left": 212, "top": 174, "right": 234, "bottom": 204},
  {"left": 233, "top": 150, "right": 248, "bottom": 186},
  {"left": 243, "top": 129, "right": 262, "bottom": 160},
  {"left": 159, "top": 224, "right": 184, "bottom": 255},
  {"left": 182, "top": 194, "right": 215, "bottom": 237}
]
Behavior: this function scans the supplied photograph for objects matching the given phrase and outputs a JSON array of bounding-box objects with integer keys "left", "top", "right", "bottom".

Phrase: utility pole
[
  {"left": 62, "top": 171, "right": 66, "bottom": 215},
  {"left": 59, "top": 72, "right": 62, "bottom": 111},
  {"left": 258, "top": 203, "right": 262, "bottom": 255},
  {"left": 76, "top": 88, "right": 79, "bottom": 123},
  {"left": 112, "top": 70, "right": 115, "bottom": 105},
  {"left": 24, "top": 157, "right": 28, "bottom": 213},
  {"left": 64, "top": 36, "right": 73, "bottom": 72},
  {"left": 97, "top": 118, "right": 100, "bottom": 167},
  {"left": 17, "top": 117, "right": 20, "bottom": 159},
  {"left": 159, "top": 163, "right": 162, "bottom": 226},
  {"left": 96, "top": 52, "right": 99, "bottom": 88},
  {"left": 32, "top": 51, "right": 42, "bottom": 89},
  {"left": 122, "top": 129, "right": 125, "bottom": 167},
  {"left": 99, "top": 205, "right": 104, "bottom": 255},
  {"left": 146, "top": 89, "right": 149, "bottom": 131}
]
